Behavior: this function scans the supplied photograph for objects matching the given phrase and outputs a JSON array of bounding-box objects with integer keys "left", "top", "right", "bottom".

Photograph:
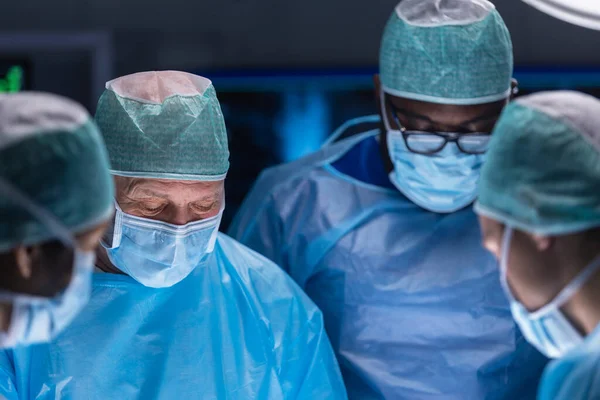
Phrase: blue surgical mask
[
  {"left": 381, "top": 91, "right": 486, "bottom": 213},
  {"left": 500, "top": 226, "right": 600, "bottom": 358},
  {"left": 103, "top": 202, "right": 223, "bottom": 288},
  {"left": 0, "top": 178, "right": 96, "bottom": 348}
]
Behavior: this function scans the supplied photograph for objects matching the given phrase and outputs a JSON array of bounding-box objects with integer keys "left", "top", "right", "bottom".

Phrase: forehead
[
  {"left": 388, "top": 95, "right": 506, "bottom": 125},
  {"left": 117, "top": 177, "right": 223, "bottom": 197}
]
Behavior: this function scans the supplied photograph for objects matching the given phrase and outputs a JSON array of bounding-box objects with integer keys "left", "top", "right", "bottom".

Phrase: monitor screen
[{"left": 0, "top": 58, "right": 31, "bottom": 93}]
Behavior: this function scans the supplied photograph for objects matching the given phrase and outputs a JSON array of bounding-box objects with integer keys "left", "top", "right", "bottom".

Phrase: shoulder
[
  {"left": 215, "top": 233, "right": 320, "bottom": 317},
  {"left": 229, "top": 135, "right": 368, "bottom": 240},
  {"left": 253, "top": 134, "right": 369, "bottom": 197},
  {"left": 538, "top": 349, "right": 600, "bottom": 400}
]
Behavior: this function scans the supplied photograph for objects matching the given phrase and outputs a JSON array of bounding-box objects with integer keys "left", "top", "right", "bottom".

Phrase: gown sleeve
[{"left": 0, "top": 350, "right": 19, "bottom": 399}]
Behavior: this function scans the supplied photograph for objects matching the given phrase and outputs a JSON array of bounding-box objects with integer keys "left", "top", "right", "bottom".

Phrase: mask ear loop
[
  {"left": 0, "top": 178, "right": 76, "bottom": 248},
  {"left": 500, "top": 225, "right": 600, "bottom": 320},
  {"left": 206, "top": 195, "right": 226, "bottom": 254},
  {"left": 529, "top": 249, "right": 600, "bottom": 320},
  {"left": 102, "top": 200, "right": 124, "bottom": 249},
  {"left": 499, "top": 226, "right": 517, "bottom": 303}
]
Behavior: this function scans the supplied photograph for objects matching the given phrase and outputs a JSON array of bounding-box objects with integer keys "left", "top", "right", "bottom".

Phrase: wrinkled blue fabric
[
  {"left": 330, "top": 135, "right": 394, "bottom": 189},
  {"left": 229, "top": 126, "right": 548, "bottom": 399},
  {"left": 0, "top": 233, "right": 347, "bottom": 399},
  {"left": 538, "top": 322, "right": 600, "bottom": 400}
]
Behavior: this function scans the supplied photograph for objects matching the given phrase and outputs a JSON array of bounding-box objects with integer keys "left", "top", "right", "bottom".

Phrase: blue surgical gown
[
  {"left": 229, "top": 124, "right": 548, "bottom": 399},
  {"left": 0, "top": 233, "right": 347, "bottom": 399},
  {"left": 538, "top": 322, "right": 600, "bottom": 400}
]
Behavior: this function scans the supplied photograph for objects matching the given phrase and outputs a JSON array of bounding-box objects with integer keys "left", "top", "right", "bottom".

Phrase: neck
[
  {"left": 95, "top": 247, "right": 125, "bottom": 275},
  {"left": 562, "top": 251, "right": 600, "bottom": 336},
  {"left": 0, "top": 303, "right": 11, "bottom": 332}
]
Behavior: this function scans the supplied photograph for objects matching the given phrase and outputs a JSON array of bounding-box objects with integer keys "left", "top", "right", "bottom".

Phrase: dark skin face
[
  {"left": 373, "top": 74, "right": 513, "bottom": 172},
  {"left": 0, "top": 222, "right": 108, "bottom": 332},
  {"left": 0, "top": 222, "right": 108, "bottom": 297}
]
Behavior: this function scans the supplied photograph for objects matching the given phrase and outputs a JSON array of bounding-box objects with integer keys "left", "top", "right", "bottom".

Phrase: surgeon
[
  {"left": 229, "top": 0, "right": 548, "bottom": 398},
  {"left": 475, "top": 91, "right": 600, "bottom": 400},
  {"left": 0, "top": 71, "right": 346, "bottom": 399},
  {"left": 0, "top": 92, "right": 113, "bottom": 348}
]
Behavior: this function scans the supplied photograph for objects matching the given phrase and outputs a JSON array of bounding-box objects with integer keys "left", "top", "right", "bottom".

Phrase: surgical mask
[
  {"left": 103, "top": 202, "right": 223, "bottom": 288},
  {"left": 381, "top": 91, "right": 487, "bottom": 213},
  {"left": 0, "top": 178, "right": 96, "bottom": 348},
  {"left": 500, "top": 226, "right": 600, "bottom": 358}
]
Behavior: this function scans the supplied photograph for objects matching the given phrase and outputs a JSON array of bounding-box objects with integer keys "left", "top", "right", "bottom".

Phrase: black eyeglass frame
[{"left": 386, "top": 97, "right": 492, "bottom": 155}]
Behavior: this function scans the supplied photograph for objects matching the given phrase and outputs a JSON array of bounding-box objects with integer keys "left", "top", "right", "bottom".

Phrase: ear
[
  {"left": 530, "top": 233, "right": 553, "bottom": 252},
  {"left": 13, "top": 246, "right": 34, "bottom": 279},
  {"left": 510, "top": 78, "right": 519, "bottom": 100},
  {"left": 373, "top": 74, "right": 383, "bottom": 111},
  {"left": 373, "top": 74, "right": 381, "bottom": 91}
]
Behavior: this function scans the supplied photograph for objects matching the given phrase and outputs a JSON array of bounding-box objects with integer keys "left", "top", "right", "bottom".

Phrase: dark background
[{"left": 1, "top": 0, "right": 599, "bottom": 228}]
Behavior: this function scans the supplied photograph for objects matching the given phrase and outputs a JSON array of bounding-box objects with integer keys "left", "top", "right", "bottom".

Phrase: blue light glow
[{"left": 275, "top": 90, "right": 331, "bottom": 161}]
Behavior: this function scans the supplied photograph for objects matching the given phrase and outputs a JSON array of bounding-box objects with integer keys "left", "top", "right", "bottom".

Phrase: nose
[
  {"left": 167, "top": 207, "right": 197, "bottom": 226},
  {"left": 482, "top": 236, "right": 501, "bottom": 260}
]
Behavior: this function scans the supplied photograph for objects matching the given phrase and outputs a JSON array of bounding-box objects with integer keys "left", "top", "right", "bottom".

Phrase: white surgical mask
[
  {"left": 103, "top": 202, "right": 223, "bottom": 288},
  {"left": 381, "top": 90, "right": 487, "bottom": 213},
  {"left": 0, "top": 178, "right": 96, "bottom": 348},
  {"left": 500, "top": 226, "right": 600, "bottom": 358}
]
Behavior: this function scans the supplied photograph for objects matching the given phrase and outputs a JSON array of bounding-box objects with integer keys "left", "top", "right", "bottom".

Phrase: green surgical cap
[
  {"left": 0, "top": 92, "right": 114, "bottom": 251},
  {"left": 379, "top": 0, "right": 513, "bottom": 105},
  {"left": 475, "top": 91, "right": 600, "bottom": 235},
  {"left": 95, "top": 71, "right": 230, "bottom": 181}
]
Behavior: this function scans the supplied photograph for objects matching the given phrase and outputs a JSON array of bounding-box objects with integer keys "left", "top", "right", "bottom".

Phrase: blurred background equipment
[
  {"left": 0, "top": 33, "right": 113, "bottom": 111},
  {"left": 0, "top": 60, "right": 30, "bottom": 92},
  {"left": 0, "top": 0, "right": 599, "bottom": 229},
  {"left": 200, "top": 66, "right": 600, "bottom": 229},
  {"left": 521, "top": 0, "right": 600, "bottom": 31}
]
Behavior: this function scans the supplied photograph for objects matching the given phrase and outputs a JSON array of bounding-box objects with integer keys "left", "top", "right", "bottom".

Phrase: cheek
[
  {"left": 203, "top": 208, "right": 221, "bottom": 219},
  {"left": 505, "top": 236, "right": 557, "bottom": 311},
  {"left": 31, "top": 245, "right": 74, "bottom": 296},
  {"left": 1, "top": 245, "right": 74, "bottom": 297}
]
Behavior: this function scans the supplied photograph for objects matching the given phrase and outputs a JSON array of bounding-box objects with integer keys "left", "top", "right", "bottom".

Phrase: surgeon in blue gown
[
  {"left": 0, "top": 71, "right": 347, "bottom": 399},
  {"left": 229, "top": 1, "right": 548, "bottom": 398},
  {"left": 476, "top": 91, "right": 600, "bottom": 400},
  {"left": 0, "top": 93, "right": 113, "bottom": 348}
]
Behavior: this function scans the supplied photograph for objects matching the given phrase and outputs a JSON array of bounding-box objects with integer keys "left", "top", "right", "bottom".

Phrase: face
[
  {"left": 115, "top": 177, "right": 224, "bottom": 225},
  {"left": 381, "top": 93, "right": 504, "bottom": 135},
  {"left": 374, "top": 74, "right": 511, "bottom": 169},
  {"left": 0, "top": 221, "right": 108, "bottom": 298},
  {"left": 478, "top": 215, "right": 567, "bottom": 312}
]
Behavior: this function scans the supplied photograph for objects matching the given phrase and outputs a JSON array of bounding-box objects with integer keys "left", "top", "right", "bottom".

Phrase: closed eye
[
  {"left": 135, "top": 202, "right": 167, "bottom": 215},
  {"left": 190, "top": 202, "right": 217, "bottom": 214}
]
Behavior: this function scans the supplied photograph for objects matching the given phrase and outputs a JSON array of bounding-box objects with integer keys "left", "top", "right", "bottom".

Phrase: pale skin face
[
  {"left": 95, "top": 177, "right": 225, "bottom": 274},
  {"left": 479, "top": 215, "right": 600, "bottom": 335}
]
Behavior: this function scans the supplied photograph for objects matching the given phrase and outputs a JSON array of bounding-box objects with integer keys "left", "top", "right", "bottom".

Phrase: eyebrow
[
  {"left": 389, "top": 104, "right": 501, "bottom": 126},
  {"left": 130, "top": 188, "right": 222, "bottom": 204}
]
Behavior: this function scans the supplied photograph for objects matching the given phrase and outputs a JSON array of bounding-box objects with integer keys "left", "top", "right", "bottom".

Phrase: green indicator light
[{"left": 0, "top": 66, "right": 24, "bottom": 93}]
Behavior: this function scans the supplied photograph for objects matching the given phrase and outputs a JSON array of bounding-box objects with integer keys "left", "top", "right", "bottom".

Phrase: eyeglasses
[{"left": 387, "top": 99, "right": 492, "bottom": 155}]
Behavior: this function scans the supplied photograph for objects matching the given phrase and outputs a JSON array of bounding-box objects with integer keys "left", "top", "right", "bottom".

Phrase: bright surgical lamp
[{"left": 522, "top": 0, "right": 600, "bottom": 30}]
